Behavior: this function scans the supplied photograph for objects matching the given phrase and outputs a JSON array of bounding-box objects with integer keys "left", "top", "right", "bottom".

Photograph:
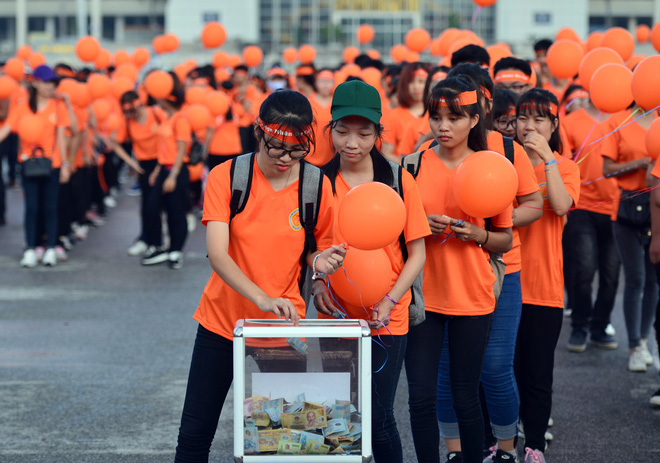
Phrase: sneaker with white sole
[
  {"left": 446, "top": 452, "right": 463, "bottom": 462},
  {"left": 590, "top": 330, "right": 618, "bottom": 349},
  {"left": 484, "top": 447, "right": 517, "bottom": 463},
  {"left": 103, "top": 196, "right": 117, "bottom": 208},
  {"left": 72, "top": 223, "right": 89, "bottom": 240},
  {"left": 169, "top": 251, "right": 183, "bottom": 269},
  {"left": 186, "top": 213, "right": 197, "bottom": 233},
  {"left": 523, "top": 448, "right": 546, "bottom": 463},
  {"left": 651, "top": 388, "right": 660, "bottom": 407},
  {"left": 20, "top": 249, "right": 38, "bottom": 268},
  {"left": 127, "top": 240, "right": 148, "bottom": 256},
  {"left": 640, "top": 339, "right": 654, "bottom": 365},
  {"left": 42, "top": 248, "right": 57, "bottom": 267},
  {"left": 567, "top": 328, "right": 587, "bottom": 352},
  {"left": 605, "top": 323, "right": 616, "bottom": 336},
  {"left": 35, "top": 246, "right": 45, "bottom": 262},
  {"left": 629, "top": 346, "right": 648, "bottom": 372},
  {"left": 54, "top": 245, "right": 68, "bottom": 261},
  {"left": 141, "top": 246, "right": 169, "bottom": 266}
]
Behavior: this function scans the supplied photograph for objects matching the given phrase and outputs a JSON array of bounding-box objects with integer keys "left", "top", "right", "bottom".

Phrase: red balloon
[
  {"left": 631, "top": 56, "right": 660, "bottom": 111},
  {"left": 17, "top": 114, "right": 45, "bottom": 144},
  {"left": 338, "top": 182, "right": 406, "bottom": 250},
  {"left": 27, "top": 52, "right": 46, "bottom": 70},
  {"left": 405, "top": 28, "right": 431, "bottom": 53},
  {"left": 646, "top": 118, "right": 660, "bottom": 158},
  {"left": 590, "top": 63, "right": 633, "bottom": 113},
  {"left": 212, "top": 51, "right": 228, "bottom": 68},
  {"left": 357, "top": 24, "right": 375, "bottom": 44},
  {"left": 546, "top": 39, "right": 584, "bottom": 79},
  {"left": 201, "top": 22, "right": 227, "bottom": 49},
  {"left": 152, "top": 35, "right": 168, "bottom": 55},
  {"left": 578, "top": 47, "right": 624, "bottom": 91},
  {"left": 453, "top": 151, "right": 518, "bottom": 219},
  {"left": 0, "top": 75, "right": 18, "bottom": 99},
  {"left": 144, "top": 70, "right": 174, "bottom": 99},
  {"left": 328, "top": 248, "right": 392, "bottom": 307}
]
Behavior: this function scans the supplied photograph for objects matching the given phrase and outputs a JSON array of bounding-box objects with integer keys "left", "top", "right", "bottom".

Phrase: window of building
[{"left": 28, "top": 16, "right": 46, "bottom": 32}]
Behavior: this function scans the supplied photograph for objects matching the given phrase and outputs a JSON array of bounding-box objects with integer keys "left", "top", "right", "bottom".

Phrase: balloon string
[
  {"left": 572, "top": 111, "right": 603, "bottom": 163},
  {"left": 433, "top": 219, "right": 465, "bottom": 246},
  {"left": 584, "top": 105, "right": 659, "bottom": 149},
  {"left": 325, "top": 278, "right": 349, "bottom": 320},
  {"left": 470, "top": 6, "right": 482, "bottom": 31},
  {"left": 371, "top": 338, "right": 389, "bottom": 374}
]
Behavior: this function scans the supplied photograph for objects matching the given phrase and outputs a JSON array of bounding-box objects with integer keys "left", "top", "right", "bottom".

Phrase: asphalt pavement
[{"left": 0, "top": 180, "right": 659, "bottom": 463}]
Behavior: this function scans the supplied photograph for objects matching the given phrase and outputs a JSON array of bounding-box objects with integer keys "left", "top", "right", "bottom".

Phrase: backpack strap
[
  {"left": 298, "top": 160, "right": 324, "bottom": 291},
  {"left": 388, "top": 160, "right": 411, "bottom": 262},
  {"left": 229, "top": 152, "right": 256, "bottom": 222},
  {"left": 401, "top": 150, "right": 424, "bottom": 179},
  {"left": 502, "top": 136, "right": 515, "bottom": 164}
]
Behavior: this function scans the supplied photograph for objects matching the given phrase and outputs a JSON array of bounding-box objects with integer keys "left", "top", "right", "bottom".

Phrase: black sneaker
[
  {"left": 492, "top": 449, "right": 517, "bottom": 462},
  {"left": 651, "top": 388, "right": 660, "bottom": 407},
  {"left": 141, "top": 246, "right": 169, "bottom": 266},
  {"left": 590, "top": 329, "right": 618, "bottom": 349},
  {"left": 446, "top": 452, "right": 463, "bottom": 462},
  {"left": 567, "top": 328, "right": 587, "bottom": 352}
]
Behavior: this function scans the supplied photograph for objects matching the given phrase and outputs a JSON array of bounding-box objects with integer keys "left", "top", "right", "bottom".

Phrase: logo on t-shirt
[
  {"left": 539, "top": 182, "right": 548, "bottom": 200},
  {"left": 289, "top": 208, "right": 301, "bottom": 230}
]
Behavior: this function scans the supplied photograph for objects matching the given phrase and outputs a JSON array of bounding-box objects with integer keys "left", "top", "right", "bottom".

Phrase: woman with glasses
[
  {"left": 174, "top": 89, "right": 346, "bottom": 462},
  {"left": 491, "top": 88, "right": 519, "bottom": 139}
]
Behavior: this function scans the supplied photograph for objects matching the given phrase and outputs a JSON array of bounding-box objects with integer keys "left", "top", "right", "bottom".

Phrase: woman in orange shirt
[
  {"left": 313, "top": 80, "right": 430, "bottom": 463},
  {"left": 515, "top": 89, "right": 580, "bottom": 463},
  {"left": 0, "top": 65, "right": 72, "bottom": 268},
  {"left": 174, "top": 90, "right": 345, "bottom": 462},
  {"left": 405, "top": 77, "right": 513, "bottom": 463},
  {"left": 307, "top": 68, "right": 335, "bottom": 167}
]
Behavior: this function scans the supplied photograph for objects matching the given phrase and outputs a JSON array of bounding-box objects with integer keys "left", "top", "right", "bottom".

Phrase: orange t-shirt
[
  {"left": 650, "top": 155, "right": 660, "bottom": 179},
  {"left": 397, "top": 115, "right": 429, "bottom": 156},
  {"left": 562, "top": 108, "right": 618, "bottom": 215},
  {"left": 194, "top": 158, "right": 335, "bottom": 341},
  {"left": 157, "top": 111, "right": 192, "bottom": 166},
  {"left": 72, "top": 106, "right": 89, "bottom": 169},
  {"left": 308, "top": 93, "right": 335, "bottom": 167},
  {"left": 116, "top": 106, "right": 164, "bottom": 161},
  {"left": 0, "top": 86, "right": 28, "bottom": 129},
  {"left": 381, "top": 106, "right": 420, "bottom": 157},
  {"left": 519, "top": 153, "right": 581, "bottom": 308},
  {"left": 208, "top": 115, "right": 242, "bottom": 156},
  {"left": 599, "top": 109, "right": 657, "bottom": 192},
  {"left": 317, "top": 171, "right": 431, "bottom": 336},
  {"left": 487, "top": 131, "right": 540, "bottom": 274},
  {"left": 415, "top": 149, "right": 514, "bottom": 316},
  {"left": 7, "top": 98, "right": 72, "bottom": 168}
]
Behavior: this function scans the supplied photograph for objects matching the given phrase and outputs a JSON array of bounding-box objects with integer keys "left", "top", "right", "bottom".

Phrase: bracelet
[
  {"left": 478, "top": 229, "right": 489, "bottom": 247},
  {"left": 312, "top": 253, "right": 326, "bottom": 281},
  {"left": 384, "top": 294, "right": 399, "bottom": 305},
  {"left": 545, "top": 159, "right": 557, "bottom": 166}
]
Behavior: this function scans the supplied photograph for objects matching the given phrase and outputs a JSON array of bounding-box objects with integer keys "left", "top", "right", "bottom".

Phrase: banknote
[
  {"left": 257, "top": 429, "right": 291, "bottom": 453},
  {"left": 243, "top": 395, "right": 268, "bottom": 417},
  {"left": 331, "top": 402, "right": 351, "bottom": 420},
  {"left": 297, "top": 392, "right": 306, "bottom": 402},
  {"left": 330, "top": 445, "right": 346, "bottom": 454},
  {"left": 284, "top": 401, "right": 304, "bottom": 413},
  {"left": 290, "top": 430, "right": 302, "bottom": 444},
  {"left": 286, "top": 337, "right": 308, "bottom": 355},
  {"left": 299, "top": 430, "right": 324, "bottom": 451},
  {"left": 244, "top": 418, "right": 256, "bottom": 427},
  {"left": 304, "top": 441, "right": 330, "bottom": 455},
  {"left": 277, "top": 440, "right": 301, "bottom": 455},
  {"left": 324, "top": 418, "right": 349, "bottom": 437},
  {"left": 281, "top": 407, "right": 327, "bottom": 430},
  {"left": 243, "top": 427, "right": 258, "bottom": 454},
  {"left": 252, "top": 411, "right": 270, "bottom": 427}
]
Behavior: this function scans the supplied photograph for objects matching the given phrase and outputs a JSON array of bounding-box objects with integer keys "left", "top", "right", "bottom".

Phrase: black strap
[
  {"left": 502, "top": 136, "right": 515, "bottom": 164},
  {"left": 229, "top": 152, "right": 256, "bottom": 222}
]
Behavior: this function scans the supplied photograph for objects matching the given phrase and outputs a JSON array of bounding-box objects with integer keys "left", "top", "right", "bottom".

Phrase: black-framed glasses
[
  {"left": 494, "top": 117, "right": 517, "bottom": 130},
  {"left": 264, "top": 138, "right": 310, "bottom": 160}
]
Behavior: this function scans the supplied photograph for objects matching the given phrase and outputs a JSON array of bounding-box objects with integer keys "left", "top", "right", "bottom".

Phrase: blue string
[
  {"left": 371, "top": 338, "right": 389, "bottom": 373},
  {"left": 585, "top": 104, "right": 660, "bottom": 148}
]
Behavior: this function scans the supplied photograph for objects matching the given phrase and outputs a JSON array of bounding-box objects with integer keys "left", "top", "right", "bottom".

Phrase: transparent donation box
[{"left": 233, "top": 319, "right": 372, "bottom": 462}]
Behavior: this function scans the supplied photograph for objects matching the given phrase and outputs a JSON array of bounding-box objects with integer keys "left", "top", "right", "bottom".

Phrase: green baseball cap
[{"left": 331, "top": 80, "right": 382, "bottom": 125}]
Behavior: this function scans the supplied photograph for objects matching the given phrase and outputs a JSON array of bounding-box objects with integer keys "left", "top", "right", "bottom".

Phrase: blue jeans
[
  {"left": 565, "top": 210, "right": 620, "bottom": 332},
  {"left": 406, "top": 311, "right": 492, "bottom": 463},
  {"left": 22, "top": 168, "right": 60, "bottom": 248},
  {"left": 612, "top": 220, "right": 657, "bottom": 348},
  {"left": 437, "top": 272, "right": 522, "bottom": 442}
]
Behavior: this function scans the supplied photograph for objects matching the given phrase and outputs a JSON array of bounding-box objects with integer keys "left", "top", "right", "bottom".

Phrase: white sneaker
[
  {"left": 629, "top": 346, "right": 648, "bottom": 372},
  {"left": 127, "top": 240, "right": 148, "bottom": 256},
  {"left": 186, "top": 213, "right": 197, "bottom": 233},
  {"left": 103, "top": 196, "right": 117, "bottom": 208},
  {"left": 42, "top": 248, "right": 57, "bottom": 267},
  {"left": 35, "top": 246, "right": 45, "bottom": 262},
  {"left": 547, "top": 417, "right": 553, "bottom": 427},
  {"left": 54, "top": 245, "right": 68, "bottom": 261},
  {"left": 640, "top": 339, "right": 654, "bottom": 365},
  {"left": 605, "top": 323, "right": 616, "bottom": 337},
  {"left": 72, "top": 223, "right": 89, "bottom": 240},
  {"left": 169, "top": 251, "right": 183, "bottom": 269},
  {"left": 524, "top": 448, "right": 546, "bottom": 463},
  {"left": 20, "top": 249, "right": 38, "bottom": 268}
]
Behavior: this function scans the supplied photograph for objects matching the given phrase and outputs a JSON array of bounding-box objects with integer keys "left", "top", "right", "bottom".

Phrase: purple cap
[{"left": 32, "top": 65, "right": 56, "bottom": 82}]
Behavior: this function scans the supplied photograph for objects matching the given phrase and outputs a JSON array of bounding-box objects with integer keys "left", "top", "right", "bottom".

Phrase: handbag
[
  {"left": 408, "top": 271, "right": 426, "bottom": 327},
  {"left": 188, "top": 139, "right": 205, "bottom": 166},
  {"left": 22, "top": 147, "right": 53, "bottom": 178},
  {"left": 617, "top": 189, "right": 650, "bottom": 227}
]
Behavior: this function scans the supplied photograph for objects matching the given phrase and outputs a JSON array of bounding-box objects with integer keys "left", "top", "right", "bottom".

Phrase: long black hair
[
  {"left": 447, "top": 63, "right": 494, "bottom": 129},
  {"left": 253, "top": 89, "right": 316, "bottom": 151},
  {"left": 516, "top": 88, "right": 562, "bottom": 153}
]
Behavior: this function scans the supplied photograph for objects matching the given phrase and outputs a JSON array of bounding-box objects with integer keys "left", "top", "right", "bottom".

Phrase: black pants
[
  {"left": 70, "top": 168, "right": 90, "bottom": 225},
  {"left": 0, "top": 133, "right": 18, "bottom": 221},
  {"left": 143, "top": 167, "right": 189, "bottom": 252},
  {"left": 22, "top": 169, "right": 60, "bottom": 248},
  {"left": 57, "top": 178, "right": 73, "bottom": 239},
  {"left": 137, "top": 159, "right": 158, "bottom": 242},
  {"left": 514, "top": 304, "right": 563, "bottom": 452}
]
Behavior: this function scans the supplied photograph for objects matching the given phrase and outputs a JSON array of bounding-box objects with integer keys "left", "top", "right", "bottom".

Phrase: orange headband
[
  {"left": 494, "top": 70, "right": 531, "bottom": 84},
  {"left": 436, "top": 90, "right": 478, "bottom": 107},
  {"left": 257, "top": 118, "right": 312, "bottom": 144},
  {"left": 503, "top": 104, "right": 517, "bottom": 116},
  {"left": 519, "top": 101, "right": 558, "bottom": 117},
  {"left": 566, "top": 90, "right": 589, "bottom": 101},
  {"left": 414, "top": 69, "right": 429, "bottom": 79},
  {"left": 431, "top": 71, "right": 447, "bottom": 82},
  {"left": 480, "top": 86, "right": 491, "bottom": 100},
  {"left": 296, "top": 66, "right": 315, "bottom": 76},
  {"left": 317, "top": 70, "right": 334, "bottom": 80}
]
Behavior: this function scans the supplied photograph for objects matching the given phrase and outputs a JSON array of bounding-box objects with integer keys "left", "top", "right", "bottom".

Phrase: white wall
[
  {"left": 165, "top": 0, "right": 259, "bottom": 43},
  {"left": 495, "top": 0, "right": 589, "bottom": 58}
]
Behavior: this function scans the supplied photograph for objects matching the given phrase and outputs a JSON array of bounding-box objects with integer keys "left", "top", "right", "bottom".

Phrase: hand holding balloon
[{"left": 313, "top": 244, "right": 347, "bottom": 275}]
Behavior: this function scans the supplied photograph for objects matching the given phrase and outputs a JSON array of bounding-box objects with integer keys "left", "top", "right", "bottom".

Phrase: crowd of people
[{"left": 1, "top": 32, "right": 659, "bottom": 463}]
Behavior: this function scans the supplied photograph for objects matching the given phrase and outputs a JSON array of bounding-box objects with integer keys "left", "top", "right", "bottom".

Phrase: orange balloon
[
  {"left": 627, "top": 54, "right": 646, "bottom": 70},
  {"left": 185, "top": 104, "right": 212, "bottom": 131},
  {"left": 632, "top": 56, "right": 660, "bottom": 110},
  {"left": 16, "top": 45, "right": 31, "bottom": 60},
  {"left": 590, "top": 63, "right": 633, "bottom": 113},
  {"left": 487, "top": 44, "right": 511, "bottom": 68},
  {"left": 28, "top": 52, "right": 46, "bottom": 70},
  {"left": 390, "top": 44, "right": 408, "bottom": 64},
  {"left": 185, "top": 86, "right": 206, "bottom": 105},
  {"left": 163, "top": 34, "right": 180, "bottom": 53},
  {"left": 17, "top": 114, "right": 45, "bottom": 144},
  {"left": 343, "top": 46, "right": 360, "bottom": 64},
  {"left": 299, "top": 44, "right": 317, "bottom": 64},
  {"left": 94, "top": 49, "right": 111, "bottom": 70},
  {"left": 338, "top": 182, "right": 406, "bottom": 250},
  {"left": 144, "top": 70, "right": 174, "bottom": 99},
  {"left": 4, "top": 57, "right": 25, "bottom": 81},
  {"left": 201, "top": 22, "right": 227, "bottom": 48},
  {"left": 113, "top": 50, "right": 131, "bottom": 67},
  {"left": 578, "top": 47, "right": 624, "bottom": 91},
  {"left": 367, "top": 49, "right": 381, "bottom": 60},
  {"left": 57, "top": 78, "right": 78, "bottom": 98},
  {"left": 405, "top": 28, "right": 431, "bottom": 53},
  {"left": 342, "top": 63, "right": 361, "bottom": 77},
  {"left": 76, "top": 36, "right": 100, "bottom": 62},
  {"left": 73, "top": 82, "right": 91, "bottom": 108},
  {"left": 646, "top": 118, "right": 660, "bottom": 158},
  {"left": 473, "top": 0, "right": 497, "bottom": 6},
  {"left": 91, "top": 99, "right": 111, "bottom": 122},
  {"left": 448, "top": 38, "right": 473, "bottom": 57},
  {"left": 206, "top": 91, "right": 230, "bottom": 116},
  {"left": 652, "top": 22, "right": 660, "bottom": 53},
  {"left": 601, "top": 27, "right": 635, "bottom": 61},
  {"left": 111, "top": 77, "right": 134, "bottom": 99},
  {"left": 88, "top": 73, "right": 111, "bottom": 99},
  {"left": 546, "top": 39, "right": 584, "bottom": 79},
  {"left": 361, "top": 68, "right": 382, "bottom": 91},
  {"left": 438, "top": 28, "right": 460, "bottom": 56},
  {"left": 132, "top": 47, "right": 151, "bottom": 67},
  {"left": 328, "top": 248, "right": 392, "bottom": 307},
  {"left": 114, "top": 63, "right": 139, "bottom": 83},
  {"left": 212, "top": 51, "right": 228, "bottom": 68},
  {"left": 0, "top": 76, "right": 18, "bottom": 99},
  {"left": 242, "top": 45, "right": 264, "bottom": 68},
  {"left": 636, "top": 24, "right": 651, "bottom": 43},
  {"left": 105, "top": 113, "right": 121, "bottom": 132},
  {"left": 406, "top": 50, "right": 421, "bottom": 63},
  {"left": 152, "top": 35, "right": 167, "bottom": 55},
  {"left": 214, "top": 68, "right": 230, "bottom": 83},
  {"left": 586, "top": 31, "right": 604, "bottom": 50},
  {"left": 282, "top": 47, "right": 298, "bottom": 64},
  {"left": 226, "top": 54, "right": 242, "bottom": 68},
  {"left": 454, "top": 151, "right": 518, "bottom": 219},
  {"left": 555, "top": 27, "right": 581, "bottom": 43},
  {"left": 429, "top": 38, "right": 443, "bottom": 57},
  {"left": 357, "top": 24, "right": 375, "bottom": 44}
]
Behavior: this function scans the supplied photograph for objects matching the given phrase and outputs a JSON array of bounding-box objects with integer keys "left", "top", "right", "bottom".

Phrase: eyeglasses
[
  {"left": 264, "top": 138, "right": 310, "bottom": 160},
  {"left": 494, "top": 117, "right": 517, "bottom": 130}
]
